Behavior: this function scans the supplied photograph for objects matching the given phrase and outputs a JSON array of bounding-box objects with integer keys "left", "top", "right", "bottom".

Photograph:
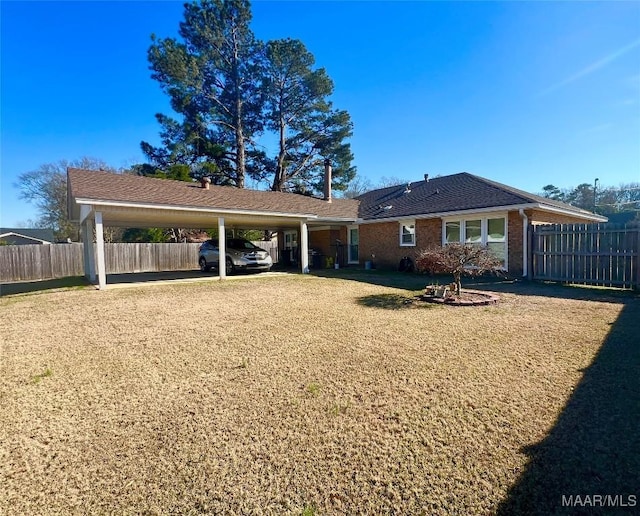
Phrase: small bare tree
[{"left": 415, "top": 243, "right": 503, "bottom": 295}]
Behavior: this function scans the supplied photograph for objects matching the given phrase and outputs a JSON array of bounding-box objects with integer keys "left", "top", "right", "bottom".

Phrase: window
[
  {"left": 442, "top": 214, "right": 507, "bottom": 268},
  {"left": 284, "top": 231, "right": 298, "bottom": 249},
  {"left": 445, "top": 221, "right": 460, "bottom": 243},
  {"left": 464, "top": 220, "right": 482, "bottom": 244},
  {"left": 400, "top": 220, "right": 416, "bottom": 246},
  {"left": 348, "top": 226, "right": 359, "bottom": 263},
  {"left": 487, "top": 218, "right": 506, "bottom": 265}
]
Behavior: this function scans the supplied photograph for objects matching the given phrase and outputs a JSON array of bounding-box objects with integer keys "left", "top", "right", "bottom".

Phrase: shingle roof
[
  {"left": 356, "top": 172, "right": 600, "bottom": 220},
  {"left": 67, "top": 168, "right": 359, "bottom": 221},
  {"left": 0, "top": 228, "right": 55, "bottom": 243},
  {"left": 68, "top": 169, "right": 602, "bottom": 224}
]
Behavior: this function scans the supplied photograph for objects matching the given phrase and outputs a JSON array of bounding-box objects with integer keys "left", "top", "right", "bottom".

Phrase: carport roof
[{"left": 68, "top": 168, "right": 359, "bottom": 224}]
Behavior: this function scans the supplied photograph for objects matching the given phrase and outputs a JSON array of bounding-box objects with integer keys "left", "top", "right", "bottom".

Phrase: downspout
[{"left": 519, "top": 209, "right": 528, "bottom": 278}]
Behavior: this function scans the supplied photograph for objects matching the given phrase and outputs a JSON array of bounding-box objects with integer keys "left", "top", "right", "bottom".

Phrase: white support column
[
  {"left": 218, "top": 217, "right": 226, "bottom": 280},
  {"left": 519, "top": 209, "right": 529, "bottom": 278},
  {"left": 81, "top": 219, "right": 96, "bottom": 282},
  {"left": 300, "top": 221, "right": 309, "bottom": 274},
  {"left": 94, "top": 211, "right": 107, "bottom": 290}
]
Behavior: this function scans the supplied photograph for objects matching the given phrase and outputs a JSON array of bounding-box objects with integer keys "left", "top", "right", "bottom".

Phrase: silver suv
[{"left": 199, "top": 238, "right": 273, "bottom": 275}]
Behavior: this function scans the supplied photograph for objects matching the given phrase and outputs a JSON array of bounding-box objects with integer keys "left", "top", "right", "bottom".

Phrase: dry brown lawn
[{"left": 1, "top": 274, "right": 637, "bottom": 515}]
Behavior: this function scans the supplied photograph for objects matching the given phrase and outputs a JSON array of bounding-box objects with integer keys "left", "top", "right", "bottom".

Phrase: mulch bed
[{"left": 418, "top": 289, "right": 499, "bottom": 306}]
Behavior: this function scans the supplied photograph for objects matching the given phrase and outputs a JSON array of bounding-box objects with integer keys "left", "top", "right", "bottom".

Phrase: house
[
  {"left": 0, "top": 228, "right": 55, "bottom": 245},
  {"left": 66, "top": 167, "right": 605, "bottom": 289},
  {"left": 353, "top": 173, "right": 607, "bottom": 276}
]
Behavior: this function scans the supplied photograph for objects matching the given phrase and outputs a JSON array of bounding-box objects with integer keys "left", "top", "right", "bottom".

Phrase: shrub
[{"left": 415, "top": 243, "right": 503, "bottom": 295}]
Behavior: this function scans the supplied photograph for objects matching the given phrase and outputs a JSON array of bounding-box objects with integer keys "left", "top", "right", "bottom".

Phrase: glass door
[{"left": 348, "top": 226, "right": 359, "bottom": 264}]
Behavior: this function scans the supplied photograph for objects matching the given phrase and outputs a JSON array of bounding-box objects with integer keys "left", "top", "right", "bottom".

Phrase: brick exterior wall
[
  {"left": 277, "top": 207, "right": 595, "bottom": 273},
  {"left": 309, "top": 227, "right": 347, "bottom": 264},
  {"left": 508, "top": 211, "right": 524, "bottom": 277},
  {"left": 359, "top": 218, "right": 441, "bottom": 270},
  {"left": 277, "top": 227, "right": 347, "bottom": 267}
]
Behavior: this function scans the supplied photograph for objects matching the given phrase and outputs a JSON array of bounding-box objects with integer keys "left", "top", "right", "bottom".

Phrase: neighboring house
[
  {"left": 66, "top": 168, "right": 605, "bottom": 289},
  {"left": 0, "top": 228, "right": 55, "bottom": 245}
]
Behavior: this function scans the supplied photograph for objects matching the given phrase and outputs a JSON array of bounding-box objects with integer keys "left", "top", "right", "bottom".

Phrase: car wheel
[
  {"left": 199, "top": 257, "right": 211, "bottom": 272},
  {"left": 225, "top": 257, "right": 235, "bottom": 276}
]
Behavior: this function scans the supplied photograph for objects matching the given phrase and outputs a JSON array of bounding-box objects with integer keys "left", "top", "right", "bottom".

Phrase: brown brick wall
[
  {"left": 508, "top": 211, "right": 524, "bottom": 277},
  {"left": 309, "top": 228, "right": 347, "bottom": 262},
  {"left": 359, "top": 218, "right": 441, "bottom": 269},
  {"left": 279, "top": 208, "right": 591, "bottom": 273}
]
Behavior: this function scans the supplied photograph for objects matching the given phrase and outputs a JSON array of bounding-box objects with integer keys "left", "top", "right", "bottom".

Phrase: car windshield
[{"left": 227, "top": 238, "right": 259, "bottom": 250}]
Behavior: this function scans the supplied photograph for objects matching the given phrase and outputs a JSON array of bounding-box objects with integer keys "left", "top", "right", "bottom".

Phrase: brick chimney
[
  {"left": 200, "top": 177, "right": 211, "bottom": 190},
  {"left": 323, "top": 159, "right": 332, "bottom": 203}
]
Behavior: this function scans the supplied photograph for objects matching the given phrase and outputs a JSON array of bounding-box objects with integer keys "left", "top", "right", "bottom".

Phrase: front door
[{"left": 347, "top": 226, "right": 359, "bottom": 264}]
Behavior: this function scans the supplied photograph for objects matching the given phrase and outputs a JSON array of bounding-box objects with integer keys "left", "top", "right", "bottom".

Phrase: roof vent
[
  {"left": 424, "top": 173, "right": 429, "bottom": 182},
  {"left": 404, "top": 182, "right": 412, "bottom": 194},
  {"left": 200, "top": 177, "right": 211, "bottom": 190}
]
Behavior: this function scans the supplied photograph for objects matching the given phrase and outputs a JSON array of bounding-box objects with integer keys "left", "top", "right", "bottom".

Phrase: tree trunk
[
  {"left": 453, "top": 271, "right": 462, "bottom": 295},
  {"left": 231, "top": 33, "right": 245, "bottom": 189},
  {"left": 235, "top": 121, "right": 245, "bottom": 188},
  {"left": 272, "top": 116, "right": 287, "bottom": 191}
]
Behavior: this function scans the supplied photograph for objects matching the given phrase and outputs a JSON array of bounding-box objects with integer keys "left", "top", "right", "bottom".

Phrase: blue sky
[{"left": 2, "top": 0, "right": 639, "bottom": 227}]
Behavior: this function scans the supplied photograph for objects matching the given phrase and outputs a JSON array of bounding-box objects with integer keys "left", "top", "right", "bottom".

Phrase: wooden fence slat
[
  {"left": 531, "top": 222, "right": 639, "bottom": 289},
  {"left": 1, "top": 243, "right": 204, "bottom": 283}
]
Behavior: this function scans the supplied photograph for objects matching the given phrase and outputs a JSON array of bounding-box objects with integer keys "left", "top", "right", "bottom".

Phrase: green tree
[
  {"left": 541, "top": 184, "right": 565, "bottom": 201},
  {"left": 15, "top": 157, "right": 116, "bottom": 241},
  {"left": 565, "top": 183, "right": 595, "bottom": 211},
  {"left": 144, "top": 0, "right": 263, "bottom": 187},
  {"left": 260, "top": 38, "right": 355, "bottom": 193},
  {"left": 121, "top": 228, "right": 168, "bottom": 243}
]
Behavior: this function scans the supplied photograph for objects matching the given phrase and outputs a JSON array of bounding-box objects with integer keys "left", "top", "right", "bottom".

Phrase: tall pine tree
[
  {"left": 261, "top": 38, "right": 355, "bottom": 193},
  {"left": 143, "top": 0, "right": 263, "bottom": 187}
]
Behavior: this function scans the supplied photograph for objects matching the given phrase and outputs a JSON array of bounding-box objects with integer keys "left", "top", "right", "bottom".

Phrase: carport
[{"left": 67, "top": 168, "right": 358, "bottom": 289}]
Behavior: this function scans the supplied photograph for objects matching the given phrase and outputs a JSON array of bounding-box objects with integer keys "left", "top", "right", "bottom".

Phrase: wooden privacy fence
[
  {"left": 531, "top": 222, "right": 640, "bottom": 289},
  {"left": 106, "top": 243, "right": 201, "bottom": 274},
  {"left": 0, "top": 243, "right": 202, "bottom": 283},
  {"left": 251, "top": 240, "right": 279, "bottom": 263},
  {"left": 0, "top": 243, "right": 85, "bottom": 283}
]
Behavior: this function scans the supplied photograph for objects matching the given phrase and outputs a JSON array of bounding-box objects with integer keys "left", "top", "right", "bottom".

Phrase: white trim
[
  {"left": 74, "top": 198, "right": 320, "bottom": 220},
  {"left": 218, "top": 217, "right": 226, "bottom": 279},
  {"left": 79, "top": 204, "right": 92, "bottom": 224},
  {"left": 300, "top": 221, "right": 309, "bottom": 273},
  {"left": 441, "top": 214, "right": 509, "bottom": 271},
  {"left": 356, "top": 203, "right": 607, "bottom": 224},
  {"left": 283, "top": 230, "right": 298, "bottom": 250},
  {"left": 94, "top": 211, "right": 107, "bottom": 290},
  {"left": 519, "top": 209, "right": 529, "bottom": 278},
  {"left": 399, "top": 219, "right": 416, "bottom": 247}
]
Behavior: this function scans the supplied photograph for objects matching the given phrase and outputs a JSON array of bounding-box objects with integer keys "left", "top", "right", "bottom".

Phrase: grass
[
  {"left": 1, "top": 274, "right": 637, "bottom": 515},
  {"left": 30, "top": 368, "right": 53, "bottom": 385},
  {"left": 0, "top": 276, "right": 90, "bottom": 297}
]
